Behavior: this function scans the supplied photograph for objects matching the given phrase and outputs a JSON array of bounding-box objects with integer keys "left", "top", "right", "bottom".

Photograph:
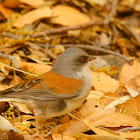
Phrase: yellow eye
[{"left": 81, "top": 56, "right": 85, "bottom": 62}]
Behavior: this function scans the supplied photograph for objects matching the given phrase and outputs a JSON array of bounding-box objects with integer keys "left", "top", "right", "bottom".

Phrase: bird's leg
[{"left": 29, "top": 116, "right": 46, "bottom": 140}]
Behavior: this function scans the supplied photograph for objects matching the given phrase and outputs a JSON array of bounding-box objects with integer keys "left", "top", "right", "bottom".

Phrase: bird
[{"left": 0, "top": 47, "right": 95, "bottom": 138}]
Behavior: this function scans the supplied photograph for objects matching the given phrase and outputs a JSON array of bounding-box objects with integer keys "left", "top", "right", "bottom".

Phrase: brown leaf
[
  {"left": 0, "top": 4, "right": 13, "bottom": 19},
  {"left": 17, "top": 61, "right": 51, "bottom": 75},
  {"left": 119, "top": 60, "right": 140, "bottom": 84},
  {"left": 124, "top": 74, "right": 140, "bottom": 92},
  {"left": 80, "top": 133, "right": 126, "bottom": 140},
  {"left": 10, "top": 75, "right": 23, "bottom": 87},
  {"left": 83, "top": 107, "right": 140, "bottom": 127},
  {"left": 3, "top": 0, "right": 21, "bottom": 8},
  {"left": 19, "top": 0, "right": 44, "bottom": 7},
  {"left": 51, "top": 5, "right": 91, "bottom": 26},
  {"left": 14, "top": 6, "right": 52, "bottom": 28},
  {"left": 90, "top": 71, "right": 119, "bottom": 92},
  {"left": 52, "top": 134, "right": 77, "bottom": 140}
]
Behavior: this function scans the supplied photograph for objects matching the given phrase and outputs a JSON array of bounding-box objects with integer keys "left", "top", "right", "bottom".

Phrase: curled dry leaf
[
  {"left": 54, "top": 45, "right": 65, "bottom": 55},
  {"left": 105, "top": 95, "right": 131, "bottom": 110},
  {"left": 124, "top": 74, "right": 140, "bottom": 92},
  {"left": 19, "top": 0, "right": 45, "bottom": 7},
  {"left": 0, "top": 115, "right": 24, "bottom": 140},
  {"left": 119, "top": 60, "right": 140, "bottom": 84},
  {"left": 115, "top": 94, "right": 140, "bottom": 117},
  {"left": 83, "top": 107, "right": 140, "bottom": 127},
  {"left": 51, "top": 5, "right": 91, "bottom": 26},
  {"left": 82, "top": 122, "right": 140, "bottom": 139},
  {"left": 14, "top": 6, "right": 52, "bottom": 28},
  {"left": 90, "top": 71, "right": 119, "bottom": 92}
]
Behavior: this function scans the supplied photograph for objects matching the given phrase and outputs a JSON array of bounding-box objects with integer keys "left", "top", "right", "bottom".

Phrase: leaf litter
[{"left": 0, "top": 0, "right": 140, "bottom": 139}]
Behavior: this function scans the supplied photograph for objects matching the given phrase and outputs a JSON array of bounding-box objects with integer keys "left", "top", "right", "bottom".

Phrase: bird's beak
[{"left": 87, "top": 55, "right": 96, "bottom": 62}]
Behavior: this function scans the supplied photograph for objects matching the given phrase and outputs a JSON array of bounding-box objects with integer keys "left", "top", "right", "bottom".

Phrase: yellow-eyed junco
[{"left": 0, "top": 47, "right": 95, "bottom": 137}]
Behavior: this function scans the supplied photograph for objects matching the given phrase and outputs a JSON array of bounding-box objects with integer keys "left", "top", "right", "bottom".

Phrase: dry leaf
[
  {"left": 52, "top": 134, "right": 77, "bottom": 140},
  {"left": 88, "top": 90, "right": 104, "bottom": 100},
  {"left": 0, "top": 4, "right": 13, "bottom": 19},
  {"left": 14, "top": 6, "right": 52, "bottom": 28},
  {"left": 119, "top": 60, "right": 140, "bottom": 84},
  {"left": 12, "top": 102, "right": 32, "bottom": 114},
  {"left": 3, "top": 0, "right": 21, "bottom": 8},
  {"left": 10, "top": 75, "right": 23, "bottom": 87},
  {"left": 0, "top": 116, "right": 24, "bottom": 139},
  {"left": 83, "top": 107, "right": 140, "bottom": 127},
  {"left": 51, "top": 5, "right": 91, "bottom": 26},
  {"left": 82, "top": 123, "right": 140, "bottom": 139},
  {"left": 90, "top": 71, "right": 119, "bottom": 92},
  {"left": 54, "top": 45, "right": 65, "bottom": 55},
  {"left": 77, "top": 133, "right": 126, "bottom": 140},
  {"left": 115, "top": 93, "right": 140, "bottom": 117},
  {"left": 85, "top": 0, "right": 107, "bottom": 6},
  {"left": 105, "top": 95, "right": 131, "bottom": 110},
  {"left": 124, "top": 74, "right": 140, "bottom": 92},
  {"left": 19, "top": 0, "right": 44, "bottom": 7},
  {"left": 125, "top": 87, "right": 139, "bottom": 97},
  {"left": 17, "top": 61, "right": 51, "bottom": 75},
  {"left": 59, "top": 120, "right": 88, "bottom": 135}
]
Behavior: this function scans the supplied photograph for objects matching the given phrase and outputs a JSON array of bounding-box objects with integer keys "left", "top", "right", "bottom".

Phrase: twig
[
  {"left": 121, "top": 23, "right": 140, "bottom": 46},
  {"left": 116, "top": 127, "right": 140, "bottom": 132},
  {"left": 2, "top": 32, "right": 25, "bottom": 39},
  {"left": 0, "top": 53, "right": 19, "bottom": 68},
  {"left": 31, "top": 20, "right": 103, "bottom": 38},
  {"left": 104, "top": 0, "right": 119, "bottom": 24},
  {"left": 49, "top": 44, "right": 132, "bottom": 63}
]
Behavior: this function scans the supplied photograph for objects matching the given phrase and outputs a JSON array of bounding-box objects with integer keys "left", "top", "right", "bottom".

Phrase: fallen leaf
[
  {"left": 14, "top": 6, "right": 52, "bottom": 28},
  {"left": 54, "top": 45, "right": 65, "bottom": 55},
  {"left": 119, "top": 60, "right": 140, "bottom": 84},
  {"left": 83, "top": 107, "right": 140, "bottom": 127},
  {"left": 51, "top": 5, "right": 91, "bottom": 26},
  {"left": 88, "top": 90, "right": 104, "bottom": 100},
  {"left": 0, "top": 115, "right": 24, "bottom": 139},
  {"left": 85, "top": 0, "right": 107, "bottom": 6},
  {"left": 125, "top": 87, "right": 139, "bottom": 97},
  {"left": 124, "top": 74, "right": 140, "bottom": 92},
  {"left": 76, "top": 133, "right": 126, "bottom": 140},
  {"left": 83, "top": 123, "right": 140, "bottom": 139},
  {"left": 105, "top": 95, "right": 131, "bottom": 110},
  {"left": 17, "top": 61, "right": 51, "bottom": 75},
  {"left": 0, "top": 4, "right": 13, "bottom": 19},
  {"left": 3, "top": 0, "right": 21, "bottom": 8},
  {"left": 19, "top": 0, "right": 44, "bottom": 7},
  {"left": 10, "top": 75, "right": 23, "bottom": 87},
  {"left": 90, "top": 71, "right": 119, "bottom": 92},
  {"left": 52, "top": 133, "right": 77, "bottom": 140},
  {"left": 12, "top": 102, "right": 32, "bottom": 114}
]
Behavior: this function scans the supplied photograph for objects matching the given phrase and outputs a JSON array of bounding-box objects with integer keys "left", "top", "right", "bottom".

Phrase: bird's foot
[{"left": 28, "top": 132, "right": 47, "bottom": 140}]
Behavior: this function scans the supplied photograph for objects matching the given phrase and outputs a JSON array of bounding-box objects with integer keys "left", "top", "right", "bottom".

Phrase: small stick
[
  {"left": 0, "top": 53, "right": 19, "bottom": 68},
  {"left": 31, "top": 20, "right": 103, "bottom": 37},
  {"left": 104, "top": 0, "right": 119, "bottom": 24},
  {"left": 121, "top": 23, "right": 140, "bottom": 46},
  {"left": 49, "top": 44, "right": 132, "bottom": 63},
  {"left": 0, "top": 62, "right": 38, "bottom": 77},
  {"left": 116, "top": 127, "right": 140, "bottom": 132}
]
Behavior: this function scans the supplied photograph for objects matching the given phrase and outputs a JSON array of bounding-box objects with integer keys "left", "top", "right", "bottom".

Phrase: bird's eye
[{"left": 81, "top": 56, "right": 86, "bottom": 63}]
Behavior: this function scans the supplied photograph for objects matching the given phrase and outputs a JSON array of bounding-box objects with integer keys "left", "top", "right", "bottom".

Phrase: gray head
[{"left": 51, "top": 47, "right": 95, "bottom": 79}]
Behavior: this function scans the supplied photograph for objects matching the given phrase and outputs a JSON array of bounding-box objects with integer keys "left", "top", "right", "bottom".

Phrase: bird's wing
[{"left": 0, "top": 71, "right": 84, "bottom": 100}]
